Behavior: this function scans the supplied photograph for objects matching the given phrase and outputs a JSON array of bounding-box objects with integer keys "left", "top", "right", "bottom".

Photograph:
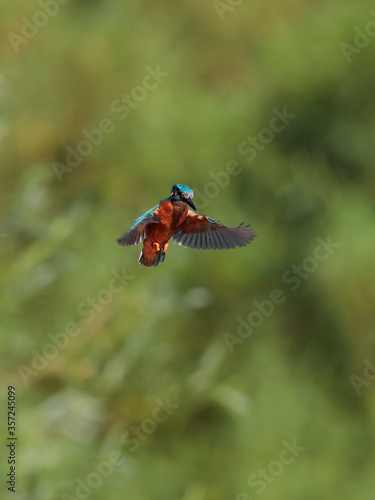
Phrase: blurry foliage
[{"left": 1, "top": 1, "right": 375, "bottom": 499}]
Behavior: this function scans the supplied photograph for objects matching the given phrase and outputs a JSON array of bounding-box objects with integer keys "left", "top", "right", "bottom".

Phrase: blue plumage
[
  {"left": 129, "top": 205, "right": 159, "bottom": 231},
  {"left": 172, "top": 184, "right": 194, "bottom": 197}
]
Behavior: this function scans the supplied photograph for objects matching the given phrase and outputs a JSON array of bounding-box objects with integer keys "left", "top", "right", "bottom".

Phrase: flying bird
[{"left": 117, "top": 184, "right": 255, "bottom": 267}]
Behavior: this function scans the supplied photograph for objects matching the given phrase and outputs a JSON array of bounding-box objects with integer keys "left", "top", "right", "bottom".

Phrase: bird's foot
[
  {"left": 152, "top": 241, "right": 161, "bottom": 252},
  {"left": 162, "top": 243, "right": 169, "bottom": 253}
]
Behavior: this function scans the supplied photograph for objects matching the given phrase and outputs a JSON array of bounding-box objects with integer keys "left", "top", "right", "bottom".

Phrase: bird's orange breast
[{"left": 148, "top": 200, "right": 188, "bottom": 244}]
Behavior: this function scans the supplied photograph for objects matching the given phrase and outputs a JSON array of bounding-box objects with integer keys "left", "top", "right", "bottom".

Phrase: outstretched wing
[
  {"left": 173, "top": 211, "right": 255, "bottom": 250},
  {"left": 117, "top": 205, "right": 159, "bottom": 246}
]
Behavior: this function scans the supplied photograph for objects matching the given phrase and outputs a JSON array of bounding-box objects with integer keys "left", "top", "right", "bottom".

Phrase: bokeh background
[{"left": 1, "top": 1, "right": 375, "bottom": 499}]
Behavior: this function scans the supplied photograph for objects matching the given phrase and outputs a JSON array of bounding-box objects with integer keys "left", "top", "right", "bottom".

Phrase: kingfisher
[{"left": 117, "top": 184, "right": 255, "bottom": 267}]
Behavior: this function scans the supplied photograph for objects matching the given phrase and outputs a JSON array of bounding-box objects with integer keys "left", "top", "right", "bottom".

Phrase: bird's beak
[{"left": 186, "top": 198, "right": 197, "bottom": 211}]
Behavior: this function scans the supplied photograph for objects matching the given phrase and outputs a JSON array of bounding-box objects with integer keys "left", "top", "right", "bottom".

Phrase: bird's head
[{"left": 170, "top": 184, "right": 196, "bottom": 211}]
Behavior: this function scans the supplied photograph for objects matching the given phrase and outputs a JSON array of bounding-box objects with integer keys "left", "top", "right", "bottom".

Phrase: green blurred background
[{"left": 1, "top": 1, "right": 375, "bottom": 499}]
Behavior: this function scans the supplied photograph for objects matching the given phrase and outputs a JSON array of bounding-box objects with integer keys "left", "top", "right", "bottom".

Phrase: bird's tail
[{"left": 139, "top": 240, "right": 167, "bottom": 267}]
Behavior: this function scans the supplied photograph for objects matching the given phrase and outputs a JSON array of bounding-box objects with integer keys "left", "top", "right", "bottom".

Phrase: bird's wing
[
  {"left": 173, "top": 211, "right": 255, "bottom": 250},
  {"left": 117, "top": 205, "right": 160, "bottom": 246}
]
